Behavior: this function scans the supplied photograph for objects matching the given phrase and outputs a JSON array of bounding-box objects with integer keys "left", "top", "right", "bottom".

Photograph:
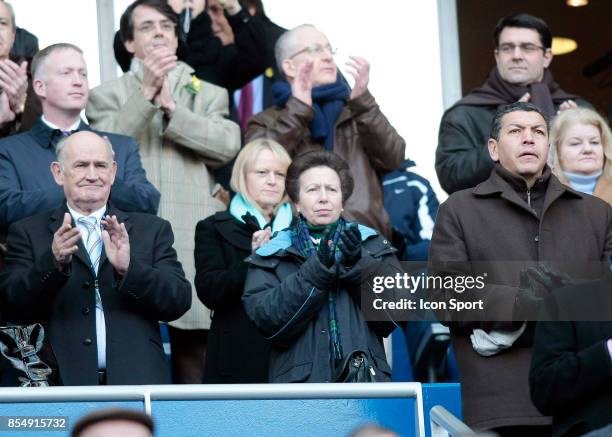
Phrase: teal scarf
[{"left": 229, "top": 193, "right": 293, "bottom": 233}]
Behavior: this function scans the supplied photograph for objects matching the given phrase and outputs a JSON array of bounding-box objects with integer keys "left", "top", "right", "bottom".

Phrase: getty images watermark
[
  {"left": 371, "top": 271, "right": 486, "bottom": 312},
  {"left": 360, "top": 261, "right": 612, "bottom": 322}
]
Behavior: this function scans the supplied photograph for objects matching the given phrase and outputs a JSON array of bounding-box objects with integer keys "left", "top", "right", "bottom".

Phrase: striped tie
[{"left": 78, "top": 216, "right": 102, "bottom": 274}]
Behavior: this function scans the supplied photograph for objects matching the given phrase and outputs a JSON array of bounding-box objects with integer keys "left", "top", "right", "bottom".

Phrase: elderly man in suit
[
  {"left": 0, "top": 131, "right": 191, "bottom": 385},
  {"left": 86, "top": 0, "right": 240, "bottom": 383}
]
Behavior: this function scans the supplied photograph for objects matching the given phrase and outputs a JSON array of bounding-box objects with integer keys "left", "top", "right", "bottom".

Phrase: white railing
[
  {"left": 430, "top": 404, "right": 470, "bottom": 437},
  {"left": 0, "top": 382, "right": 426, "bottom": 436}
]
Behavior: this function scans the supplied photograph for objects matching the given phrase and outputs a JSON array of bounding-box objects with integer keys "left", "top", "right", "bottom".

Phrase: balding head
[
  {"left": 51, "top": 131, "right": 117, "bottom": 214},
  {"left": 275, "top": 24, "right": 337, "bottom": 86}
]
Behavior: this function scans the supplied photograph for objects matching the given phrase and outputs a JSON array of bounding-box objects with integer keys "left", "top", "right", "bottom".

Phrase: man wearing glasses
[
  {"left": 435, "top": 13, "right": 593, "bottom": 194},
  {"left": 246, "top": 24, "right": 405, "bottom": 240},
  {"left": 86, "top": 0, "right": 240, "bottom": 384}
]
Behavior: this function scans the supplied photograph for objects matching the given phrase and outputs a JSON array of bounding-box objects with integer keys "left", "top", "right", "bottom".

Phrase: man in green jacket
[{"left": 86, "top": 0, "right": 240, "bottom": 384}]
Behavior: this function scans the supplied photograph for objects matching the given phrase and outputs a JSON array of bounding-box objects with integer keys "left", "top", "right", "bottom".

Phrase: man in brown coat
[
  {"left": 245, "top": 24, "right": 405, "bottom": 239},
  {"left": 429, "top": 102, "right": 612, "bottom": 436}
]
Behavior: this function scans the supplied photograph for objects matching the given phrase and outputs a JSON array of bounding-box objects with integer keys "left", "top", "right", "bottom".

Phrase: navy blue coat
[{"left": 0, "top": 119, "right": 160, "bottom": 234}]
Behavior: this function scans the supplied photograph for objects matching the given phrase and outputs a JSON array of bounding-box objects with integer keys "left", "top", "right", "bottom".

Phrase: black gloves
[
  {"left": 514, "top": 269, "right": 545, "bottom": 320},
  {"left": 241, "top": 212, "right": 261, "bottom": 234},
  {"left": 317, "top": 228, "right": 335, "bottom": 268},
  {"left": 525, "top": 265, "right": 573, "bottom": 292},
  {"left": 339, "top": 223, "right": 362, "bottom": 268}
]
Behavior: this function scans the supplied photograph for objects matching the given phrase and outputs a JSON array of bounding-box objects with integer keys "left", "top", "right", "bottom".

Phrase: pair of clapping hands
[
  {"left": 52, "top": 213, "right": 130, "bottom": 276},
  {"left": 317, "top": 223, "right": 362, "bottom": 270},
  {"left": 0, "top": 59, "right": 28, "bottom": 124},
  {"left": 514, "top": 264, "right": 573, "bottom": 319}
]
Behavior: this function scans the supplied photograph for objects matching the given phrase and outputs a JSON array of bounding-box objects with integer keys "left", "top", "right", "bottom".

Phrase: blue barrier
[{"left": 0, "top": 383, "right": 460, "bottom": 436}]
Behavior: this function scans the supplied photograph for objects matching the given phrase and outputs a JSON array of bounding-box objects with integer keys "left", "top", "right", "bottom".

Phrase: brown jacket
[
  {"left": 245, "top": 90, "right": 405, "bottom": 239},
  {"left": 595, "top": 175, "right": 612, "bottom": 205},
  {"left": 429, "top": 164, "right": 612, "bottom": 430}
]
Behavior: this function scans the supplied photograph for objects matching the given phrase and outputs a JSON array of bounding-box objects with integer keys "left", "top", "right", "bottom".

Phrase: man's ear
[
  {"left": 50, "top": 162, "right": 64, "bottom": 186},
  {"left": 124, "top": 39, "right": 136, "bottom": 55},
  {"left": 281, "top": 59, "right": 296, "bottom": 81},
  {"left": 543, "top": 48, "right": 553, "bottom": 69},
  {"left": 109, "top": 161, "right": 117, "bottom": 186},
  {"left": 488, "top": 138, "right": 499, "bottom": 162},
  {"left": 33, "top": 78, "right": 45, "bottom": 100}
]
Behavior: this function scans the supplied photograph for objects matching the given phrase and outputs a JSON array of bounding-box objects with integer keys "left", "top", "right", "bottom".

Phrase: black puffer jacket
[{"left": 243, "top": 224, "right": 404, "bottom": 383}]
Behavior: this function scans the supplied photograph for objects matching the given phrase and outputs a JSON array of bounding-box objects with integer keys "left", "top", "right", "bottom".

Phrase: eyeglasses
[
  {"left": 288, "top": 43, "right": 337, "bottom": 60},
  {"left": 497, "top": 43, "right": 545, "bottom": 54}
]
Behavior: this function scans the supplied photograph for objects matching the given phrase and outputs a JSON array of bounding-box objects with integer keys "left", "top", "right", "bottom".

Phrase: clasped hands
[
  {"left": 514, "top": 264, "right": 573, "bottom": 319},
  {"left": 52, "top": 213, "right": 131, "bottom": 276},
  {"left": 142, "top": 46, "right": 177, "bottom": 115},
  {"left": 317, "top": 223, "right": 362, "bottom": 270},
  {"left": 0, "top": 59, "right": 28, "bottom": 125}
]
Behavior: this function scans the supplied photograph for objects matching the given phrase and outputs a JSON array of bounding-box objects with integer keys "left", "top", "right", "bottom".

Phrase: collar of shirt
[
  {"left": 41, "top": 115, "right": 81, "bottom": 132},
  {"left": 67, "top": 204, "right": 107, "bottom": 243}
]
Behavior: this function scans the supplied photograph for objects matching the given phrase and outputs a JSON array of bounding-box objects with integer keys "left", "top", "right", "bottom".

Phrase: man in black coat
[
  {"left": 435, "top": 13, "right": 592, "bottom": 194},
  {"left": 0, "top": 131, "right": 191, "bottom": 385},
  {"left": 530, "top": 260, "right": 612, "bottom": 437}
]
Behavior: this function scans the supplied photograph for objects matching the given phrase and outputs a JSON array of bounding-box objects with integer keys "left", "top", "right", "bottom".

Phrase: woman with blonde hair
[
  {"left": 194, "top": 139, "right": 292, "bottom": 383},
  {"left": 549, "top": 107, "right": 612, "bottom": 204}
]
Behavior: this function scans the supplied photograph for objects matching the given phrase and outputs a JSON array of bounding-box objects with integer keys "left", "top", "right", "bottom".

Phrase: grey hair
[
  {"left": 55, "top": 134, "right": 114, "bottom": 167},
  {"left": 0, "top": 1, "right": 16, "bottom": 29},
  {"left": 489, "top": 101, "right": 549, "bottom": 141},
  {"left": 31, "top": 43, "right": 83, "bottom": 82},
  {"left": 274, "top": 23, "right": 317, "bottom": 78}
]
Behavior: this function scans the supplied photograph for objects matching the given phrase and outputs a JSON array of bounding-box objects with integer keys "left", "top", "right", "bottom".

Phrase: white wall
[
  {"left": 11, "top": 0, "right": 447, "bottom": 197},
  {"left": 11, "top": 1, "right": 101, "bottom": 89},
  {"left": 263, "top": 1, "right": 446, "bottom": 197}
]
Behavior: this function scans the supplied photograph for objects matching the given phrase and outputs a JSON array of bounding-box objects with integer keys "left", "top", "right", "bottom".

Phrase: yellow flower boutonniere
[
  {"left": 185, "top": 75, "right": 202, "bottom": 95},
  {"left": 265, "top": 67, "right": 274, "bottom": 79}
]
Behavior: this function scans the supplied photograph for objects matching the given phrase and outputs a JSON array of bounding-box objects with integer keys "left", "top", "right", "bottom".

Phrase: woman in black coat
[
  {"left": 195, "top": 139, "right": 292, "bottom": 383},
  {"left": 242, "top": 151, "right": 404, "bottom": 383}
]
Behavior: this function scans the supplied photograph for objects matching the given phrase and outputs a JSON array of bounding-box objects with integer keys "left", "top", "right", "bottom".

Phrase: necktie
[
  {"left": 78, "top": 216, "right": 102, "bottom": 274},
  {"left": 238, "top": 81, "right": 254, "bottom": 137},
  {"left": 77, "top": 216, "right": 107, "bottom": 370},
  {"left": 50, "top": 129, "right": 76, "bottom": 149}
]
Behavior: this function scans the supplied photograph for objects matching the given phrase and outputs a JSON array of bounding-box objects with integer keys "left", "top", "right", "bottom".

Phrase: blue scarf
[
  {"left": 229, "top": 193, "right": 293, "bottom": 233},
  {"left": 564, "top": 170, "right": 602, "bottom": 195},
  {"left": 272, "top": 76, "right": 350, "bottom": 151}
]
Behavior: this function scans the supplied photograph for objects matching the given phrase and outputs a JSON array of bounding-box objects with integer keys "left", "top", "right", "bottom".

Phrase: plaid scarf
[{"left": 291, "top": 214, "right": 345, "bottom": 366}]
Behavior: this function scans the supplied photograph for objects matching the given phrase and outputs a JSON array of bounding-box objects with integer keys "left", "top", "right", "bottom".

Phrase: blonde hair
[
  {"left": 230, "top": 138, "right": 292, "bottom": 214},
  {"left": 549, "top": 107, "right": 612, "bottom": 185}
]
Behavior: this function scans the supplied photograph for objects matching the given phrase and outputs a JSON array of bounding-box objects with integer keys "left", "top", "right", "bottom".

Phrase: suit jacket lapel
[{"left": 30, "top": 117, "right": 56, "bottom": 149}]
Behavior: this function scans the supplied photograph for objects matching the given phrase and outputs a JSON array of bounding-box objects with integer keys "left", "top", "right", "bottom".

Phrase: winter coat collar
[
  {"left": 473, "top": 163, "right": 583, "bottom": 217},
  {"left": 255, "top": 224, "right": 379, "bottom": 258}
]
